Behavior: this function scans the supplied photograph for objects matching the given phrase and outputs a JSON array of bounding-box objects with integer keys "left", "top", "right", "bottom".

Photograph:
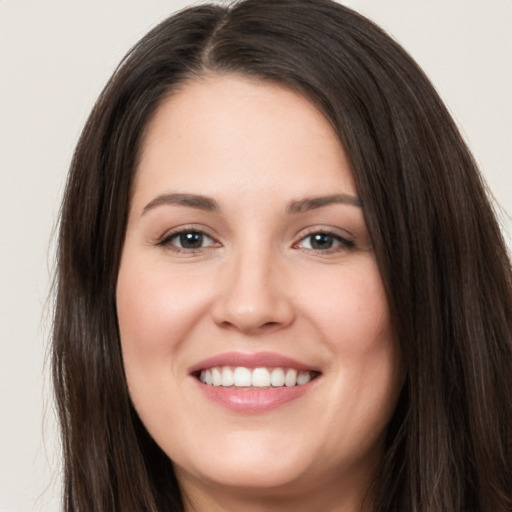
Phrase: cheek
[
  {"left": 304, "top": 260, "right": 393, "bottom": 354},
  {"left": 116, "top": 261, "right": 207, "bottom": 359},
  {"left": 115, "top": 261, "right": 212, "bottom": 415},
  {"left": 303, "top": 261, "right": 399, "bottom": 427},
  {"left": 115, "top": 259, "right": 209, "bottom": 430}
]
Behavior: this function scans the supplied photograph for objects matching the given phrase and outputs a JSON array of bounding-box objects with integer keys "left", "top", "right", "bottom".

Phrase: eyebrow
[
  {"left": 286, "top": 194, "right": 362, "bottom": 214},
  {"left": 141, "top": 192, "right": 362, "bottom": 217},
  {"left": 142, "top": 193, "right": 219, "bottom": 215}
]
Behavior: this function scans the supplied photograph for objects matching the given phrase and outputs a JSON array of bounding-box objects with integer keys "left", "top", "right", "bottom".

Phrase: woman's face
[{"left": 117, "top": 75, "right": 401, "bottom": 506}]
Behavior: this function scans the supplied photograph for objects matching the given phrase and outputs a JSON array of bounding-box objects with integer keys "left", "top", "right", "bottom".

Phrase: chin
[{"left": 171, "top": 431, "right": 318, "bottom": 491}]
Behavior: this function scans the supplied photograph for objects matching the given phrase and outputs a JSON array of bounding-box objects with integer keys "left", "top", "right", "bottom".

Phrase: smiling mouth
[{"left": 197, "top": 366, "right": 320, "bottom": 388}]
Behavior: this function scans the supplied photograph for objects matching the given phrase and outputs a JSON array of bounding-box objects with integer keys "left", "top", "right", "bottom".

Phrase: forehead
[{"left": 133, "top": 74, "right": 355, "bottom": 208}]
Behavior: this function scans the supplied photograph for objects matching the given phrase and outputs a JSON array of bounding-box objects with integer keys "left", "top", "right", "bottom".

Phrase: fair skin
[{"left": 116, "top": 74, "right": 401, "bottom": 512}]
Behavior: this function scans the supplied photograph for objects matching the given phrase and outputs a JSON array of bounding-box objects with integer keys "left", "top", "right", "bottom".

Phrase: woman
[{"left": 52, "top": 0, "right": 512, "bottom": 510}]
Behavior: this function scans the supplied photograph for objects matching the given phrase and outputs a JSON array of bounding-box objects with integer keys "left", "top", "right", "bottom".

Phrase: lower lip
[{"left": 194, "top": 378, "right": 318, "bottom": 413}]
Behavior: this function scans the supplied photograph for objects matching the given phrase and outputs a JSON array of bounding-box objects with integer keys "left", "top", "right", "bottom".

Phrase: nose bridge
[{"left": 212, "top": 237, "right": 294, "bottom": 333}]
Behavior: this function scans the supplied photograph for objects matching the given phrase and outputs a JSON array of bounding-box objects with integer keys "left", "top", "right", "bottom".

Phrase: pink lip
[
  {"left": 188, "top": 351, "right": 318, "bottom": 373},
  {"left": 189, "top": 351, "right": 321, "bottom": 414},
  {"left": 194, "top": 380, "right": 316, "bottom": 413}
]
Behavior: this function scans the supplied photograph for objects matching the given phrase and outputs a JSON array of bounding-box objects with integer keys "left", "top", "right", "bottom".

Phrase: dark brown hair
[{"left": 53, "top": 0, "right": 512, "bottom": 510}]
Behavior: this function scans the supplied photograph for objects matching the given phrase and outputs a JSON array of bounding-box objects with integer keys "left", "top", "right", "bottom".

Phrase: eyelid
[
  {"left": 156, "top": 225, "right": 221, "bottom": 252},
  {"left": 154, "top": 224, "right": 357, "bottom": 256},
  {"left": 292, "top": 226, "right": 355, "bottom": 253}
]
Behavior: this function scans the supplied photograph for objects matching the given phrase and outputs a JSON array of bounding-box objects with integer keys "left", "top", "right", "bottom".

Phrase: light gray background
[{"left": 1, "top": 1, "right": 511, "bottom": 510}]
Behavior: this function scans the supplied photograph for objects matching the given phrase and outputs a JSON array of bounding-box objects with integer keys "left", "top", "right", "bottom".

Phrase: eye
[
  {"left": 296, "top": 231, "right": 354, "bottom": 252},
  {"left": 159, "top": 229, "right": 217, "bottom": 252}
]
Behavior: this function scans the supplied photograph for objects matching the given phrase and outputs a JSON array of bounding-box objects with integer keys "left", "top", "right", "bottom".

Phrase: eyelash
[
  {"left": 293, "top": 229, "right": 355, "bottom": 253},
  {"left": 157, "top": 228, "right": 218, "bottom": 253},
  {"left": 157, "top": 228, "right": 355, "bottom": 254}
]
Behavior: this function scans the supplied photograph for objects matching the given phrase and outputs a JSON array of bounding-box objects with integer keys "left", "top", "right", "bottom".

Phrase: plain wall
[{"left": 0, "top": 1, "right": 510, "bottom": 510}]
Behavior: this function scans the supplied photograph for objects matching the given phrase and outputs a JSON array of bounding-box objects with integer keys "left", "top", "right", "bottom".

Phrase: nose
[{"left": 211, "top": 246, "right": 295, "bottom": 334}]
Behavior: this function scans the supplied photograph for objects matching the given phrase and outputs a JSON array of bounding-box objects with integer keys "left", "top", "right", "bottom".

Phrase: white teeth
[
  {"left": 221, "top": 367, "right": 234, "bottom": 386},
  {"left": 285, "top": 368, "right": 297, "bottom": 387},
  {"left": 233, "top": 367, "right": 252, "bottom": 387},
  {"left": 270, "top": 367, "right": 285, "bottom": 387},
  {"left": 297, "top": 370, "right": 312, "bottom": 385},
  {"left": 212, "top": 367, "right": 222, "bottom": 386},
  {"left": 252, "top": 367, "right": 270, "bottom": 387},
  {"left": 199, "top": 366, "right": 315, "bottom": 388}
]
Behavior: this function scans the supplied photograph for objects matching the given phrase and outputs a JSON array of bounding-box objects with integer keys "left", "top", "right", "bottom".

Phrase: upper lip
[{"left": 188, "top": 351, "right": 320, "bottom": 374}]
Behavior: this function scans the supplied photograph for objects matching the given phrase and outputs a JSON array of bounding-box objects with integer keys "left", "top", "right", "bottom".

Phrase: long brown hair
[{"left": 53, "top": 1, "right": 512, "bottom": 510}]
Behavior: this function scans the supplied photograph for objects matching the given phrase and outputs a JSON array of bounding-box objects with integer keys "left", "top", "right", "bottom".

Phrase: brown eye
[
  {"left": 160, "top": 230, "right": 215, "bottom": 251},
  {"left": 297, "top": 232, "right": 354, "bottom": 251},
  {"left": 176, "top": 232, "right": 205, "bottom": 249},
  {"left": 309, "top": 233, "right": 335, "bottom": 250}
]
